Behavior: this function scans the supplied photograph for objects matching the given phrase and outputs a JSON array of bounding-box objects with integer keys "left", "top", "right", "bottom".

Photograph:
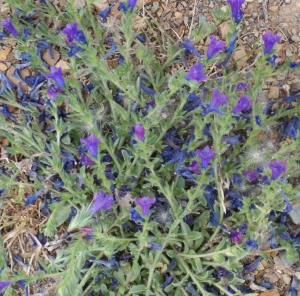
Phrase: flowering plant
[{"left": 0, "top": 0, "right": 299, "bottom": 295}]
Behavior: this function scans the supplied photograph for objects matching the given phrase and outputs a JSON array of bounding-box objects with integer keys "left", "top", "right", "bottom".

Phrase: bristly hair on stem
[
  {"left": 152, "top": 206, "right": 173, "bottom": 226},
  {"left": 242, "top": 144, "right": 270, "bottom": 168}
]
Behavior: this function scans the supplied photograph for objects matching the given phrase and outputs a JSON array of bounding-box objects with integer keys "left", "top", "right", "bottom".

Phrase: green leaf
[
  {"left": 129, "top": 285, "right": 146, "bottom": 294},
  {"left": 43, "top": 203, "right": 71, "bottom": 236}
]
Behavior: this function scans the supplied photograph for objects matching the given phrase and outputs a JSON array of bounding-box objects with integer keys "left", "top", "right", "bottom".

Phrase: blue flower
[
  {"left": 260, "top": 280, "right": 274, "bottom": 290},
  {"left": 68, "top": 45, "right": 84, "bottom": 57},
  {"left": 140, "top": 81, "right": 156, "bottom": 96},
  {"left": 255, "top": 115, "right": 261, "bottom": 126},
  {"left": 161, "top": 275, "right": 175, "bottom": 290},
  {"left": 0, "top": 104, "right": 17, "bottom": 121},
  {"left": 22, "top": 27, "right": 31, "bottom": 41},
  {"left": 136, "top": 34, "right": 146, "bottom": 43},
  {"left": 130, "top": 208, "right": 144, "bottom": 223},
  {"left": 163, "top": 258, "right": 177, "bottom": 274},
  {"left": 0, "top": 31, "right": 7, "bottom": 39},
  {"left": 196, "top": 146, "right": 216, "bottom": 169},
  {"left": 24, "top": 187, "right": 45, "bottom": 206},
  {"left": 266, "top": 54, "right": 277, "bottom": 67},
  {"left": 61, "top": 22, "right": 87, "bottom": 44},
  {"left": 243, "top": 256, "right": 262, "bottom": 272},
  {"left": 183, "top": 93, "right": 203, "bottom": 112},
  {"left": 0, "top": 72, "right": 16, "bottom": 94},
  {"left": 102, "top": 38, "right": 118, "bottom": 60},
  {"left": 232, "top": 95, "right": 252, "bottom": 114},
  {"left": 289, "top": 61, "right": 300, "bottom": 69},
  {"left": 204, "top": 186, "right": 217, "bottom": 212},
  {"left": 98, "top": 5, "right": 114, "bottom": 22},
  {"left": 221, "top": 134, "right": 242, "bottom": 144},
  {"left": 148, "top": 242, "right": 162, "bottom": 250},
  {"left": 217, "top": 267, "right": 232, "bottom": 278},
  {"left": 19, "top": 52, "right": 33, "bottom": 62},
  {"left": 47, "top": 84, "right": 64, "bottom": 100},
  {"left": 185, "top": 282, "right": 200, "bottom": 296},
  {"left": 245, "top": 239, "right": 258, "bottom": 249},
  {"left": 80, "top": 134, "right": 100, "bottom": 158}
]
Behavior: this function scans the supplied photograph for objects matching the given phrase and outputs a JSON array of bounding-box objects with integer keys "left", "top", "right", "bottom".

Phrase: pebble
[
  {"left": 282, "top": 274, "right": 291, "bottom": 285},
  {"left": 42, "top": 47, "right": 60, "bottom": 67},
  {"left": 174, "top": 11, "right": 183, "bottom": 19},
  {"left": 288, "top": 203, "right": 300, "bottom": 224},
  {"left": 285, "top": 0, "right": 290, "bottom": 3},
  {"left": 0, "top": 62, "right": 8, "bottom": 71},
  {"left": 292, "top": 35, "right": 300, "bottom": 43},
  {"left": 291, "top": 275, "right": 300, "bottom": 290},
  {"left": 6, "top": 66, "right": 30, "bottom": 93},
  {"left": 0, "top": 48, "right": 11, "bottom": 61},
  {"left": 268, "top": 86, "right": 280, "bottom": 99},
  {"left": 252, "top": 12, "right": 258, "bottom": 19},
  {"left": 152, "top": 2, "right": 159, "bottom": 14}
]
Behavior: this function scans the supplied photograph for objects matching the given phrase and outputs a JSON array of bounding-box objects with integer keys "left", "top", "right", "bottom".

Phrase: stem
[{"left": 178, "top": 247, "right": 239, "bottom": 258}]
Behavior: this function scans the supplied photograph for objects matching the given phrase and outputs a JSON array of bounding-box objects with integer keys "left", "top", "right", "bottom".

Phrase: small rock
[
  {"left": 42, "top": 47, "right": 60, "bottom": 67},
  {"left": 286, "top": 48, "right": 293, "bottom": 57},
  {"left": 209, "top": 2, "right": 214, "bottom": 8},
  {"left": 285, "top": 0, "right": 290, "bottom": 3},
  {"left": 259, "top": 291, "right": 280, "bottom": 296},
  {"left": 6, "top": 66, "right": 30, "bottom": 93},
  {"left": 174, "top": 12, "right": 182, "bottom": 19},
  {"left": 268, "top": 86, "right": 280, "bottom": 99},
  {"left": 219, "top": 21, "right": 233, "bottom": 38},
  {"left": 232, "top": 46, "right": 247, "bottom": 68},
  {"left": 292, "top": 35, "right": 300, "bottom": 43},
  {"left": 0, "top": 48, "right": 11, "bottom": 61},
  {"left": 181, "top": 1, "right": 187, "bottom": 7},
  {"left": 55, "top": 60, "right": 70, "bottom": 72},
  {"left": 92, "top": 0, "right": 109, "bottom": 12},
  {"left": 0, "top": 63, "right": 8, "bottom": 71},
  {"left": 1, "top": 3, "right": 10, "bottom": 13},
  {"left": 252, "top": 12, "right": 258, "bottom": 19},
  {"left": 263, "top": 272, "right": 279, "bottom": 284},
  {"left": 268, "top": 6, "right": 278, "bottom": 12},
  {"left": 283, "top": 274, "right": 291, "bottom": 285},
  {"left": 295, "top": 272, "right": 300, "bottom": 279},
  {"left": 177, "top": 4, "right": 184, "bottom": 11},
  {"left": 279, "top": 250, "right": 298, "bottom": 268},
  {"left": 152, "top": 2, "right": 159, "bottom": 14},
  {"left": 292, "top": 275, "right": 300, "bottom": 290},
  {"left": 256, "top": 262, "right": 265, "bottom": 271}
]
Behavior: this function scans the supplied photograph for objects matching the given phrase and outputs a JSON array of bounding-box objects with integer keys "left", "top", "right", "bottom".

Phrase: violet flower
[
  {"left": 47, "top": 84, "right": 64, "bottom": 100},
  {"left": 188, "top": 160, "right": 201, "bottom": 174},
  {"left": 45, "top": 66, "right": 65, "bottom": 87},
  {"left": 130, "top": 208, "right": 144, "bottom": 223},
  {"left": 262, "top": 31, "right": 281, "bottom": 55},
  {"left": 128, "top": 0, "right": 137, "bottom": 10},
  {"left": 90, "top": 190, "right": 114, "bottom": 213},
  {"left": 22, "top": 27, "right": 31, "bottom": 41},
  {"left": 227, "top": 0, "right": 245, "bottom": 24},
  {"left": 266, "top": 54, "right": 278, "bottom": 67},
  {"left": 80, "top": 154, "right": 95, "bottom": 166},
  {"left": 0, "top": 280, "right": 13, "bottom": 291},
  {"left": 80, "top": 134, "right": 100, "bottom": 158},
  {"left": 236, "top": 82, "right": 250, "bottom": 91},
  {"left": 242, "top": 171, "right": 259, "bottom": 182},
  {"left": 68, "top": 45, "right": 84, "bottom": 57},
  {"left": 211, "top": 87, "right": 229, "bottom": 107},
  {"left": 196, "top": 146, "right": 216, "bottom": 169},
  {"left": 232, "top": 95, "right": 251, "bottom": 114},
  {"left": 207, "top": 35, "right": 226, "bottom": 59},
  {"left": 185, "top": 62, "right": 207, "bottom": 83},
  {"left": 0, "top": 31, "right": 7, "bottom": 39},
  {"left": 255, "top": 115, "right": 261, "bottom": 126},
  {"left": 135, "top": 196, "right": 156, "bottom": 215},
  {"left": 134, "top": 123, "right": 145, "bottom": 141},
  {"left": 180, "top": 38, "right": 202, "bottom": 62},
  {"left": 230, "top": 230, "right": 243, "bottom": 244},
  {"left": 268, "top": 159, "right": 286, "bottom": 180},
  {"left": 279, "top": 189, "right": 292, "bottom": 213},
  {"left": 1, "top": 18, "right": 18, "bottom": 37},
  {"left": 61, "top": 22, "right": 87, "bottom": 44},
  {"left": 161, "top": 275, "right": 175, "bottom": 290}
]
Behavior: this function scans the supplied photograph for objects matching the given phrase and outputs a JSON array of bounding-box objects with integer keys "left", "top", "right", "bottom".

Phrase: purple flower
[
  {"left": 279, "top": 189, "right": 292, "bottom": 213},
  {"left": 47, "top": 84, "right": 64, "bottom": 100},
  {"left": 217, "top": 267, "right": 232, "bottom": 278},
  {"left": 80, "top": 134, "right": 100, "bottom": 158},
  {"left": 242, "top": 171, "right": 259, "bottom": 182},
  {"left": 227, "top": 0, "right": 245, "bottom": 24},
  {"left": 0, "top": 280, "right": 13, "bottom": 291},
  {"left": 61, "top": 22, "right": 87, "bottom": 44},
  {"left": 245, "top": 239, "right": 258, "bottom": 250},
  {"left": 128, "top": 0, "right": 137, "bottom": 10},
  {"left": 185, "top": 62, "right": 207, "bottom": 83},
  {"left": 196, "top": 146, "right": 216, "bottom": 169},
  {"left": 1, "top": 18, "right": 18, "bottom": 37},
  {"left": 211, "top": 87, "right": 229, "bottom": 107},
  {"left": 268, "top": 159, "right": 286, "bottom": 180},
  {"left": 236, "top": 82, "right": 250, "bottom": 91},
  {"left": 22, "top": 27, "right": 31, "bottom": 41},
  {"left": 230, "top": 230, "right": 243, "bottom": 244},
  {"left": 188, "top": 160, "right": 201, "bottom": 174},
  {"left": 45, "top": 66, "right": 65, "bottom": 87},
  {"left": 239, "top": 222, "right": 248, "bottom": 234},
  {"left": 135, "top": 196, "right": 156, "bottom": 215},
  {"left": 180, "top": 39, "right": 202, "bottom": 59},
  {"left": 80, "top": 154, "right": 95, "bottom": 166},
  {"left": 90, "top": 190, "right": 114, "bottom": 213},
  {"left": 262, "top": 31, "right": 281, "bottom": 55},
  {"left": 68, "top": 45, "right": 84, "bottom": 57},
  {"left": 102, "top": 38, "right": 118, "bottom": 60},
  {"left": 232, "top": 95, "right": 251, "bottom": 114},
  {"left": 207, "top": 35, "right": 226, "bottom": 59},
  {"left": 25, "top": 187, "right": 45, "bottom": 206},
  {"left": 134, "top": 124, "right": 145, "bottom": 141}
]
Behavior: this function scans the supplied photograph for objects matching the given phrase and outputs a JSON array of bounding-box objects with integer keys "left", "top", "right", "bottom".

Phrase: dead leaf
[{"left": 115, "top": 189, "right": 133, "bottom": 210}]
